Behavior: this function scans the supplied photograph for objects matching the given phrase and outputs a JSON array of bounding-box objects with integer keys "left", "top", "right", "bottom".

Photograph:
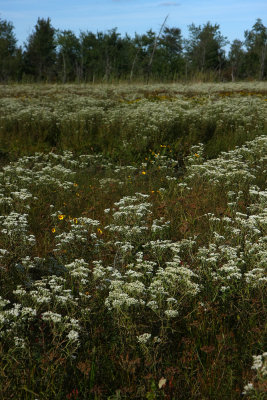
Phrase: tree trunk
[
  {"left": 201, "top": 46, "right": 206, "bottom": 73},
  {"left": 147, "top": 15, "right": 168, "bottom": 83},
  {"left": 231, "top": 64, "right": 235, "bottom": 82},
  {"left": 62, "top": 53, "right": 66, "bottom": 83},
  {"left": 80, "top": 51, "right": 84, "bottom": 82},
  {"left": 75, "top": 60, "right": 80, "bottom": 83},
  {"left": 259, "top": 43, "right": 266, "bottom": 80},
  {"left": 130, "top": 48, "right": 140, "bottom": 81},
  {"left": 103, "top": 53, "right": 111, "bottom": 81}
]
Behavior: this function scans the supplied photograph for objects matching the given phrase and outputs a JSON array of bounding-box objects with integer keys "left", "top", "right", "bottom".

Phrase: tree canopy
[{"left": 0, "top": 16, "right": 266, "bottom": 82}]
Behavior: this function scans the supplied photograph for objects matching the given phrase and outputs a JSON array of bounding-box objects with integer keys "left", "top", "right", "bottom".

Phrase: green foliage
[
  {"left": 185, "top": 22, "right": 228, "bottom": 76},
  {"left": 244, "top": 19, "right": 267, "bottom": 80},
  {"left": 56, "top": 30, "right": 81, "bottom": 83},
  {"left": 229, "top": 39, "right": 245, "bottom": 81},
  {"left": 0, "top": 16, "right": 266, "bottom": 82},
  {"left": 0, "top": 17, "right": 20, "bottom": 82},
  {"left": 23, "top": 18, "right": 56, "bottom": 81}
]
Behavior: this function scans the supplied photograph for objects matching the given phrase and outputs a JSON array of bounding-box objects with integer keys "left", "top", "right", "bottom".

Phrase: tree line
[{"left": 0, "top": 16, "right": 266, "bottom": 83}]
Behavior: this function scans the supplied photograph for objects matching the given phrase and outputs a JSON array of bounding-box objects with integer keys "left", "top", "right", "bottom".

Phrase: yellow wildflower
[
  {"left": 97, "top": 228, "right": 103, "bottom": 235},
  {"left": 194, "top": 153, "right": 200, "bottom": 158},
  {"left": 58, "top": 214, "right": 65, "bottom": 220},
  {"left": 142, "top": 171, "right": 146, "bottom": 175},
  {"left": 51, "top": 228, "right": 56, "bottom": 233}
]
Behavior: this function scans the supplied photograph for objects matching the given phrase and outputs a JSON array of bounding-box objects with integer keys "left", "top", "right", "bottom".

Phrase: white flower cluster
[
  {"left": 0, "top": 211, "right": 36, "bottom": 250},
  {"left": 251, "top": 353, "right": 267, "bottom": 375},
  {"left": 65, "top": 258, "right": 90, "bottom": 283},
  {"left": 242, "top": 352, "right": 267, "bottom": 396},
  {"left": 137, "top": 333, "right": 151, "bottom": 344},
  {"left": 105, "top": 193, "right": 152, "bottom": 242},
  {"left": 54, "top": 217, "right": 100, "bottom": 256},
  {"left": 185, "top": 136, "right": 267, "bottom": 190}
]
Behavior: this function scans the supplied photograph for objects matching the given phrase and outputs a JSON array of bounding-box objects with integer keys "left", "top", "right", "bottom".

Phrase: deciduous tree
[
  {"left": 185, "top": 22, "right": 228, "bottom": 78},
  {"left": 244, "top": 19, "right": 267, "bottom": 80},
  {"left": 229, "top": 39, "right": 245, "bottom": 81},
  {"left": 57, "top": 30, "right": 80, "bottom": 83}
]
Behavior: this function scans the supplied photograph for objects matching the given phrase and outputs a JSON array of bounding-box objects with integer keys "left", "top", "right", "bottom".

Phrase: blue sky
[{"left": 0, "top": 0, "right": 266, "bottom": 49}]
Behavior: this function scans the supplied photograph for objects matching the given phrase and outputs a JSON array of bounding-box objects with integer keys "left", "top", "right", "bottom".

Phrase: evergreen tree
[
  {"left": 0, "top": 17, "right": 18, "bottom": 81},
  {"left": 24, "top": 18, "right": 56, "bottom": 81},
  {"left": 159, "top": 27, "right": 184, "bottom": 79}
]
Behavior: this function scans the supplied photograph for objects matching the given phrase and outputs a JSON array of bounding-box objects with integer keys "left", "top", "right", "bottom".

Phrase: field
[{"left": 0, "top": 82, "right": 266, "bottom": 399}]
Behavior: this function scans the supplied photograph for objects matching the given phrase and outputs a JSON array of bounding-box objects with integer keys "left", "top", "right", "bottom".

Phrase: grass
[{"left": 0, "top": 82, "right": 266, "bottom": 399}]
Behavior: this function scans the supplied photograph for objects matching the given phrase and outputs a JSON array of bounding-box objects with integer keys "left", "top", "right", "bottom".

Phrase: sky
[{"left": 0, "top": 0, "right": 266, "bottom": 50}]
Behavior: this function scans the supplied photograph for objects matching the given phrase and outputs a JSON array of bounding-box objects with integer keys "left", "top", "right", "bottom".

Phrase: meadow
[{"left": 0, "top": 82, "right": 266, "bottom": 399}]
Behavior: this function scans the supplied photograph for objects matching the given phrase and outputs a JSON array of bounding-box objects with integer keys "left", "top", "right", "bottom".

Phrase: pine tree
[
  {"left": 24, "top": 18, "right": 56, "bottom": 81},
  {"left": 0, "top": 17, "right": 18, "bottom": 81}
]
